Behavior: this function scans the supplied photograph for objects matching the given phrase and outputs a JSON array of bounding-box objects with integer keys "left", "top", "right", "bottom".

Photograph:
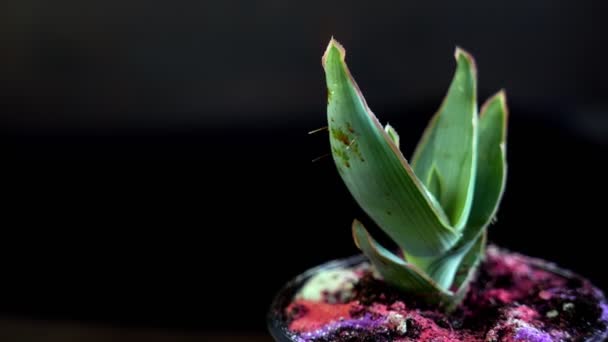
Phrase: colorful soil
[{"left": 283, "top": 246, "right": 608, "bottom": 342}]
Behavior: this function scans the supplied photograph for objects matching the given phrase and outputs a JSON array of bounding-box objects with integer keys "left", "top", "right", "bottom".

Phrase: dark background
[{"left": 1, "top": 0, "right": 607, "bottom": 336}]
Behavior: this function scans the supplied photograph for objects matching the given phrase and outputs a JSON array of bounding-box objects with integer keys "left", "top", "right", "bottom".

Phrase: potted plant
[{"left": 267, "top": 38, "right": 608, "bottom": 342}]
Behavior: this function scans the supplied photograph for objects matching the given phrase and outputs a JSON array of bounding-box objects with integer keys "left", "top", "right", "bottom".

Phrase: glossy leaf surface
[{"left": 323, "top": 39, "right": 459, "bottom": 257}]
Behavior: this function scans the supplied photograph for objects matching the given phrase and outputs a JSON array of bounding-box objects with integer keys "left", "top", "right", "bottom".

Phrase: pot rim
[{"left": 267, "top": 254, "right": 366, "bottom": 341}]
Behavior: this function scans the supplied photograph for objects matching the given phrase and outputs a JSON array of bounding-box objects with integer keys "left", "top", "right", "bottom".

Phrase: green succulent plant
[{"left": 322, "top": 38, "right": 508, "bottom": 309}]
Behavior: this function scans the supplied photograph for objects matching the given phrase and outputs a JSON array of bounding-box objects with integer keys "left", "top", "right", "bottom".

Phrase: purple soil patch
[{"left": 283, "top": 246, "right": 607, "bottom": 342}]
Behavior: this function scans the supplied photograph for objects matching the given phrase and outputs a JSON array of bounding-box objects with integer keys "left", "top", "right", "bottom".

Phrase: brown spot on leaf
[
  {"left": 331, "top": 127, "right": 351, "bottom": 146},
  {"left": 347, "top": 122, "right": 355, "bottom": 133},
  {"left": 332, "top": 147, "right": 350, "bottom": 169},
  {"left": 349, "top": 140, "right": 364, "bottom": 162},
  {"left": 330, "top": 125, "right": 364, "bottom": 166}
]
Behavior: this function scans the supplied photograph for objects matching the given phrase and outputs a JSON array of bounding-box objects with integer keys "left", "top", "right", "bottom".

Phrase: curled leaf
[
  {"left": 411, "top": 49, "right": 478, "bottom": 230},
  {"left": 468, "top": 91, "right": 508, "bottom": 229},
  {"left": 323, "top": 39, "right": 459, "bottom": 257}
]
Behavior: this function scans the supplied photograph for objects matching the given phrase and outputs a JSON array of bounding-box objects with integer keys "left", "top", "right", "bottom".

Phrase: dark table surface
[{"left": 0, "top": 317, "right": 272, "bottom": 342}]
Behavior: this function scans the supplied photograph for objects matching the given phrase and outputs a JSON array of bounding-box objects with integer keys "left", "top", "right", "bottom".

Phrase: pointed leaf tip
[
  {"left": 497, "top": 88, "right": 507, "bottom": 101},
  {"left": 322, "top": 38, "right": 346, "bottom": 68},
  {"left": 411, "top": 45, "right": 478, "bottom": 230},
  {"left": 479, "top": 90, "right": 509, "bottom": 140},
  {"left": 454, "top": 47, "right": 477, "bottom": 76},
  {"left": 480, "top": 90, "right": 507, "bottom": 116},
  {"left": 496, "top": 90, "right": 509, "bottom": 126}
]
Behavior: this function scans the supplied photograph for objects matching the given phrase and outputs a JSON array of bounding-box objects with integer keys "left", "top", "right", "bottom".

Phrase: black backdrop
[{"left": 1, "top": 0, "right": 607, "bottom": 334}]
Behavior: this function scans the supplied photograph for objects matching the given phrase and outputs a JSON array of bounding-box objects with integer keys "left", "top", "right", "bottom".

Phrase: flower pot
[{"left": 267, "top": 247, "right": 608, "bottom": 342}]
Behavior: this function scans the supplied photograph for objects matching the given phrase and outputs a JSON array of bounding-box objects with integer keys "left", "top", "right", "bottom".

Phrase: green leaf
[
  {"left": 419, "top": 226, "right": 484, "bottom": 292},
  {"left": 451, "top": 230, "right": 486, "bottom": 296},
  {"left": 427, "top": 165, "right": 444, "bottom": 204},
  {"left": 411, "top": 48, "right": 478, "bottom": 230},
  {"left": 384, "top": 124, "right": 400, "bottom": 148},
  {"left": 323, "top": 39, "right": 459, "bottom": 257},
  {"left": 467, "top": 91, "right": 508, "bottom": 229},
  {"left": 419, "top": 92, "right": 507, "bottom": 290},
  {"left": 352, "top": 220, "right": 454, "bottom": 305}
]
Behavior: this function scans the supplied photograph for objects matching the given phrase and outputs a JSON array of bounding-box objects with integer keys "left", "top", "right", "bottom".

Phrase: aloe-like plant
[{"left": 322, "top": 38, "right": 508, "bottom": 309}]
